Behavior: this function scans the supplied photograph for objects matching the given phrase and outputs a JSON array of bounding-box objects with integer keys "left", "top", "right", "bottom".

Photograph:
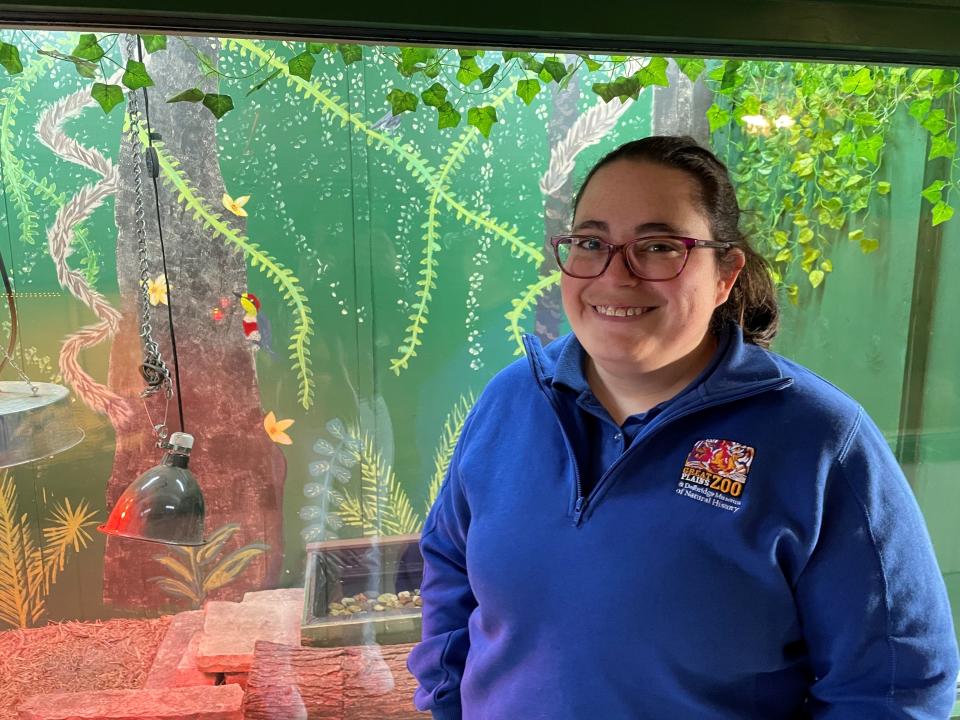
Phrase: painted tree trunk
[
  {"left": 535, "top": 70, "right": 580, "bottom": 343},
  {"left": 652, "top": 60, "right": 713, "bottom": 146},
  {"left": 102, "top": 37, "right": 285, "bottom": 609}
]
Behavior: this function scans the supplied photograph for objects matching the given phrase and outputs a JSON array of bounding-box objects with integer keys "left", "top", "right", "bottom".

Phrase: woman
[{"left": 407, "top": 136, "right": 958, "bottom": 718}]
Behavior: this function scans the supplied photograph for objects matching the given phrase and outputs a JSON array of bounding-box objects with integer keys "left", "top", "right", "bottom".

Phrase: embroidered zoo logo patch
[{"left": 675, "top": 439, "right": 756, "bottom": 513}]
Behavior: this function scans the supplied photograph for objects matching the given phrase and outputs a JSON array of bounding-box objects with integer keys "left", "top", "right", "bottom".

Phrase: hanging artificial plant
[{"left": 697, "top": 59, "right": 959, "bottom": 302}]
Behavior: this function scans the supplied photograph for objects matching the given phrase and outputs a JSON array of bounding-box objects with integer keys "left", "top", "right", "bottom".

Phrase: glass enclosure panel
[{"left": 0, "top": 27, "right": 957, "bottom": 717}]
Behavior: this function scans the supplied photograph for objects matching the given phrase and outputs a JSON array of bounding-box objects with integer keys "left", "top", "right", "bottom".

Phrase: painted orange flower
[
  {"left": 145, "top": 273, "right": 169, "bottom": 306},
  {"left": 263, "top": 411, "right": 294, "bottom": 445},
  {"left": 223, "top": 192, "right": 250, "bottom": 217}
]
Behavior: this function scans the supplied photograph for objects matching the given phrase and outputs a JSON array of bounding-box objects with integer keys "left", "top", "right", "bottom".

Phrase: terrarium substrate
[{"left": 0, "top": 617, "right": 171, "bottom": 720}]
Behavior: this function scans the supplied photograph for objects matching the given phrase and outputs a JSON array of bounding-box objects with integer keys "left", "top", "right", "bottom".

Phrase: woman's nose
[{"left": 605, "top": 247, "right": 640, "bottom": 285}]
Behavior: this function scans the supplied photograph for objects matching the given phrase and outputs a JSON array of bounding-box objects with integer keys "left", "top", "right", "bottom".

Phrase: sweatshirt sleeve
[
  {"left": 795, "top": 408, "right": 959, "bottom": 718},
  {"left": 406, "top": 419, "right": 477, "bottom": 720}
]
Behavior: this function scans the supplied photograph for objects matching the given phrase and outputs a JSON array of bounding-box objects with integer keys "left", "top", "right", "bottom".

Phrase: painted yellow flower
[
  {"left": 263, "top": 411, "right": 294, "bottom": 445},
  {"left": 223, "top": 192, "right": 251, "bottom": 217},
  {"left": 145, "top": 273, "right": 169, "bottom": 306}
]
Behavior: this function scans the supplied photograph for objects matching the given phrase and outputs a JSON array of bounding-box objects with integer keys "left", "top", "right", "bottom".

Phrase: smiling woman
[{"left": 407, "top": 136, "right": 960, "bottom": 720}]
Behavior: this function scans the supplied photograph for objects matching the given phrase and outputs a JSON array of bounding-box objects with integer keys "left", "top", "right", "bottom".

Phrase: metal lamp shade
[
  {"left": 99, "top": 461, "right": 205, "bottom": 545},
  {"left": 0, "top": 381, "right": 84, "bottom": 468}
]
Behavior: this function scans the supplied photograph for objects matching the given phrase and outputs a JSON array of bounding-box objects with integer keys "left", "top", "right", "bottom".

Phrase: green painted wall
[{"left": 0, "top": 31, "right": 957, "bottom": 665}]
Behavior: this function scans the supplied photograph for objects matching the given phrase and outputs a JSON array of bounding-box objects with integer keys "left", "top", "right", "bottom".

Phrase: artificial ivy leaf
[
  {"left": 287, "top": 51, "right": 315, "bottom": 80},
  {"left": 122, "top": 60, "right": 154, "bottom": 90},
  {"left": 521, "top": 56, "right": 543, "bottom": 74},
  {"left": 338, "top": 44, "right": 362, "bottom": 64},
  {"left": 502, "top": 51, "right": 524, "bottom": 61},
  {"left": 853, "top": 111, "right": 878, "bottom": 126},
  {"left": 542, "top": 57, "right": 567, "bottom": 83},
  {"left": 421, "top": 82, "right": 448, "bottom": 107},
  {"left": 932, "top": 201, "right": 955, "bottom": 226},
  {"left": 908, "top": 98, "right": 931, "bottom": 123},
  {"left": 0, "top": 43, "right": 22, "bottom": 75},
  {"left": 836, "top": 134, "right": 855, "bottom": 158},
  {"left": 821, "top": 259, "right": 833, "bottom": 272},
  {"left": 580, "top": 54, "right": 601, "bottom": 72},
  {"left": 437, "top": 101, "right": 461, "bottom": 129},
  {"left": 399, "top": 47, "right": 435, "bottom": 77},
  {"left": 855, "top": 134, "right": 883, "bottom": 164},
  {"left": 928, "top": 132, "right": 957, "bottom": 161},
  {"left": 876, "top": 181, "right": 891, "bottom": 195},
  {"left": 801, "top": 246, "right": 821, "bottom": 270},
  {"left": 516, "top": 78, "right": 540, "bottom": 105},
  {"left": 840, "top": 67, "right": 874, "bottom": 95},
  {"left": 167, "top": 87, "right": 205, "bottom": 103},
  {"left": 775, "top": 248, "right": 792, "bottom": 262},
  {"left": 634, "top": 56, "right": 669, "bottom": 87},
  {"left": 72, "top": 34, "right": 105, "bottom": 62},
  {"left": 772, "top": 230, "right": 789, "bottom": 247},
  {"left": 478, "top": 63, "right": 500, "bottom": 89},
  {"left": 458, "top": 48, "right": 479, "bottom": 59},
  {"left": 467, "top": 105, "right": 497, "bottom": 138},
  {"left": 676, "top": 57, "right": 705, "bottom": 83},
  {"left": 141, "top": 35, "right": 167, "bottom": 53},
  {"left": 706, "top": 103, "right": 730, "bottom": 132},
  {"left": 921, "top": 108, "right": 947, "bottom": 135},
  {"left": 198, "top": 52, "right": 218, "bottom": 76},
  {"left": 718, "top": 60, "right": 742, "bottom": 94},
  {"left": 246, "top": 67, "right": 282, "bottom": 96},
  {"left": 785, "top": 284, "right": 799, "bottom": 306},
  {"left": 808, "top": 269, "right": 825, "bottom": 289},
  {"left": 387, "top": 88, "right": 418, "bottom": 115},
  {"left": 921, "top": 179, "right": 946, "bottom": 204},
  {"left": 595, "top": 75, "right": 642, "bottom": 103},
  {"left": 91, "top": 83, "right": 124, "bottom": 113},
  {"left": 307, "top": 42, "right": 334, "bottom": 53},
  {"left": 790, "top": 155, "right": 815, "bottom": 177},
  {"left": 848, "top": 229, "right": 864, "bottom": 241},
  {"left": 456, "top": 55, "right": 482, "bottom": 85},
  {"left": 202, "top": 93, "right": 234, "bottom": 119},
  {"left": 859, "top": 237, "right": 880, "bottom": 254},
  {"left": 797, "top": 227, "right": 814, "bottom": 244}
]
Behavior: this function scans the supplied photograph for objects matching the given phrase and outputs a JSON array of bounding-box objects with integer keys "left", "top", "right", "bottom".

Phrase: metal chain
[
  {"left": 125, "top": 34, "right": 171, "bottom": 400},
  {"left": 0, "top": 343, "right": 37, "bottom": 394}
]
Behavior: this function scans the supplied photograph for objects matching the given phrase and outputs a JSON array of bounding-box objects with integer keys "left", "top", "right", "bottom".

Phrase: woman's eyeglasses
[{"left": 550, "top": 234, "right": 732, "bottom": 281}]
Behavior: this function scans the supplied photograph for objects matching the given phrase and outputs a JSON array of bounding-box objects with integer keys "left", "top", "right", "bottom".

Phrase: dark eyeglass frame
[{"left": 550, "top": 234, "right": 733, "bottom": 281}]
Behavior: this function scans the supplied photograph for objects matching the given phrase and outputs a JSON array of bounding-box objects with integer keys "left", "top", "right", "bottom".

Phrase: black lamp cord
[
  {"left": 137, "top": 35, "right": 186, "bottom": 435},
  {"left": 0, "top": 244, "right": 17, "bottom": 377}
]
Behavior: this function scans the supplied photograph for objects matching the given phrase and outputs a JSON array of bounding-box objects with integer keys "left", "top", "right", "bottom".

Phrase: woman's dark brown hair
[{"left": 573, "top": 135, "right": 779, "bottom": 348}]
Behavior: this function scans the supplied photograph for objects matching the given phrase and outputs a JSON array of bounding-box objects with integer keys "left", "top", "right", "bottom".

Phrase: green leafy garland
[{"left": 700, "top": 60, "right": 958, "bottom": 302}]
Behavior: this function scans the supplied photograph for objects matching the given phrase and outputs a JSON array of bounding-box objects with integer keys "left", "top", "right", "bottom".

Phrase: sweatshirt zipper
[{"left": 570, "top": 378, "right": 793, "bottom": 526}]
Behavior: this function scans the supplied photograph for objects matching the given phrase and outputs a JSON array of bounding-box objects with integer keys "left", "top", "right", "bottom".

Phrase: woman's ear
[{"left": 715, "top": 249, "right": 746, "bottom": 306}]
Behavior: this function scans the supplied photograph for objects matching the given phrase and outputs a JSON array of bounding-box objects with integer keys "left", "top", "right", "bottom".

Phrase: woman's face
[{"left": 561, "top": 160, "right": 743, "bottom": 375}]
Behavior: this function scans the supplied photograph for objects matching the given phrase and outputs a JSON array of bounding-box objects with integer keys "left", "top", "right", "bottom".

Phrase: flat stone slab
[
  {"left": 196, "top": 601, "right": 301, "bottom": 673},
  {"left": 145, "top": 612, "right": 217, "bottom": 689},
  {"left": 241, "top": 588, "right": 304, "bottom": 607},
  {"left": 17, "top": 684, "right": 244, "bottom": 720}
]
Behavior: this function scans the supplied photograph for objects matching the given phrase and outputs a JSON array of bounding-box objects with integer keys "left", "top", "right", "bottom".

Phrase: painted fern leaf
[
  {"left": 144, "top": 136, "right": 315, "bottom": 409},
  {"left": 338, "top": 432, "right": 421, "bottom": 536},
  {"left": 505, "top": 271, "right": 561, "bottom": 354},
  {"left": 0, "top": 473, "right": 44, "bottom": 628},
  {"left": 427, "top": 392, "right": 476, "bottom": 510},
  {"left": 40, "top": 497, "right": 98, "bottom": 593}
]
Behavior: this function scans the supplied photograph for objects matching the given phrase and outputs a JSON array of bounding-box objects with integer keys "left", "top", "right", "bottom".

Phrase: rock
[
  {"left": 196, "top": 600, "right": 301, "bottom": 673},
  {"left": 241, "top": 587, "right": 305, "bottom": 607},
  {"left": 144, "top": 611, "right": 218, "bottom": 689},
  {"left": 17, "top": 684, "right": 243, "bottom": 719}
]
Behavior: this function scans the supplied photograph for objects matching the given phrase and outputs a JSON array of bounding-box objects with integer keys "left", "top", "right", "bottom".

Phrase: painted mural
[{"left": 0, "top": 29, "right": 957, "bottom": 640}]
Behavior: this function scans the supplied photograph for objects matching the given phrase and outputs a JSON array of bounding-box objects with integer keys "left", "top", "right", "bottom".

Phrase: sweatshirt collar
[{"left": 523, "top": 322, "right": 790, "bottom": 402}]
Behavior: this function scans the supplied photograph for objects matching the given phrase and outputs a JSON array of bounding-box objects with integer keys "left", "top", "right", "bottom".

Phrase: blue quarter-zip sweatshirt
[{"left": 407, "top": 325, "right": 959, "bottom": 719}]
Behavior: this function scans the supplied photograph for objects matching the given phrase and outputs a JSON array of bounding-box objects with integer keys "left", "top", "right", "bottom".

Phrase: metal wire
[{"left": 126, "top": 33, "right": 171, "bottom": 401}]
